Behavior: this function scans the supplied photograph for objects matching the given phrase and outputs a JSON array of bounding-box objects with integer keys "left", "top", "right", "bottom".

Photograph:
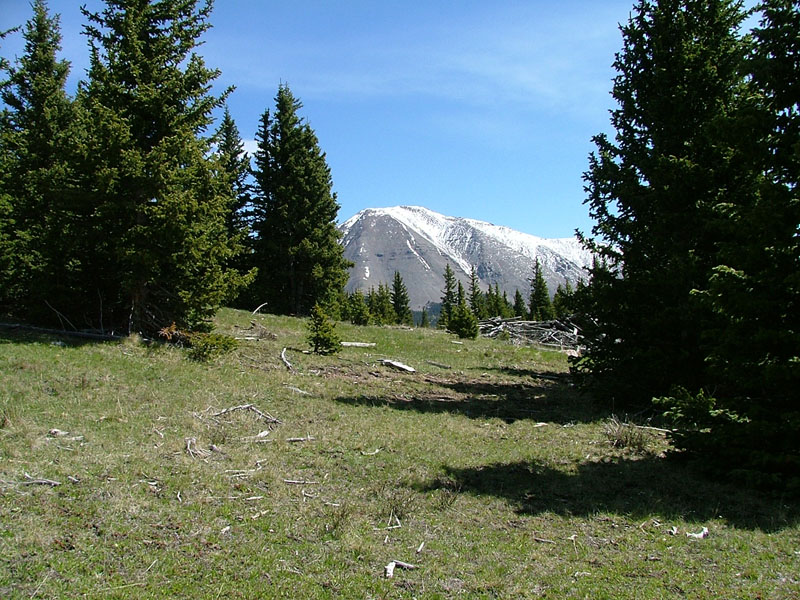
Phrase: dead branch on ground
[
  {"left": 212, "top": 403, "right": 282, "bottom": 425},
  {"left": 280, "top": 347, "right": 294, "bottom": 371},
  {"left": 478, "top": 317, "right": 582, "bottom": 350}
]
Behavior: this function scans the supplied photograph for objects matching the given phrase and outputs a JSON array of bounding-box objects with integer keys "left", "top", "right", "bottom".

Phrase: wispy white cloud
[{"left": 207, "top": 2, "right": 623, "bottom": 148}]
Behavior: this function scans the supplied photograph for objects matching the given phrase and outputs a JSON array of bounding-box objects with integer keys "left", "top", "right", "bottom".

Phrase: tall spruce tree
[
  {"left": 79, "top": 0, "right": 247, "bottom": 334},
  {"left": 391, "top": 271, "right": 413, "bottom": 325},
  {"left": 439, "top": 263, "right": 457, "bottom": 329},
  {"left": 0, "top": 0, "right": 77, "bottom": 321},
  {"left": 528, "top": 259, "right": 554, "bottom": 321},
  {"left": 513, "top": 289, "right": 527, "bottom": 318},
  {"left": 468, "top": 265, "right": 486, "bottom": 319},
  {"left": 213, "top": 106, "right": 255, "bottom": 300},
  {"left": 249, "top": 84, "right": 350, "bottom": 315},
  {"left": 578, "top": 0, "right": 750, "bottom": 404},
  {"left": 658, "top": 0, "right": 800, "bottom": 486},
  {"left": 214, "top": 107, "right": 251, "bottom": 248}
]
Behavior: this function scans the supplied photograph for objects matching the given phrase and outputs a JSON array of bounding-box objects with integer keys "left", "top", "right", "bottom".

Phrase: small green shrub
[
  {"left": 306, "top": 304, "right": 341, "bottom": 355},
  {"left": 187, "top": 332, "right": 238, "bottom": 362}
]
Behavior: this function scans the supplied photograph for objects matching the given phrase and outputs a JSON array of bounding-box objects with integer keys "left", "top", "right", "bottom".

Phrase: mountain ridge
[{"left": 339, "top": 206, "right": 591, "bottom": 310}]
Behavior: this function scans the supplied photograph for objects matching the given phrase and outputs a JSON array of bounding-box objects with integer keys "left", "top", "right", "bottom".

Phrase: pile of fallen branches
[{"left": 478, "top": 316, "right": 581, "bottom": 350}]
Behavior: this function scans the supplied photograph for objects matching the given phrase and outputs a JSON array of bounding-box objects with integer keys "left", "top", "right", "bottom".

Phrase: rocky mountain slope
[{"left": 339, "top": 206, "right": 592, "bottom": 310}]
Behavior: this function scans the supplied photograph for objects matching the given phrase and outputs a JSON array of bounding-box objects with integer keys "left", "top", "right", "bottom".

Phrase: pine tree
[
  {"left": 347, "top": 290, "right": 371, "bottom": 326},
  {"left": 439, "top": 263, "right": 457, "bottom": 329},
  {"left": 500, "top": 288, "right": 514, "bottom": 318},
  {"left": 367, "top": 283, "right": 394, "bottom": 325},
  {"left": 215, "top": 107, "right": 252, "bottom": 247},
  {"left": 552, "top": 281, "right": 574, "bottom": 319},
  {"left": 419, "top": 307, "right": 430, "bottom": 328},
  {"left": 214, "top": 106, "right": 255, "bottom": 302},
  {"left": 528, "top": 259, "right": 554, "bottom": 321},
  {"left": 391, "top": 271, "right": 413, "bottom": 325},
  {"left": 468, "top": 265, "right": 486, "bottom": 319},
  {"left": 578, "top": 0, "right": 750, "bottom": 403},
  {"left": 306, "top": 303, "right": 340, "bottom": 355},
  {"left": 513, "top": 289, "right": 527, "bottom": 318},
  {"left": 448, "top": 281, "right": 478, "bottom": 339},
  {"left": 657, "top": 0, "right": 800, "bottom": 487},
  {"left": 79, "top": 0, "right": 247, "bottom": 334},
  {"left": 0, "top": 0, "right": 77, "bottom": 320},
  {"left": 249, "top": 84, "right": 351, "bottom": 316}
]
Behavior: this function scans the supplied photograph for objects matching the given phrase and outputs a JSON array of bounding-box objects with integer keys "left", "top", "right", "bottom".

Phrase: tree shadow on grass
[
  {"left": 0, "top": 326, "right": 107, "bottom": 348},
  {"left": 422, "top": 456, "right": 798, "bottom": 532},
  {"left": 334, "top": 376, "right": 607, "bottom": 425}
]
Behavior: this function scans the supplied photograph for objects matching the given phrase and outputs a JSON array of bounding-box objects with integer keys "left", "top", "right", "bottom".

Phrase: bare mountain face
[{"left": 339, "top": 206, "right": 592, "bottom": 310}]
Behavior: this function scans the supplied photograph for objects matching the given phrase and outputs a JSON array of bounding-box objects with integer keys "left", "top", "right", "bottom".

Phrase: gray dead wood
[
  {"left": 22, "top": 473, "right": 61, "bottom": 487},
  {"left": 280, "top": 347, "right": 294, "bottom": 371},
  {"left": 478, "top": 317, "right": 582, "bottom": 350},
  {"left": 212, "top": 403, "right": 281, "bottom": 424},
  {"left": 341, "top": 341, "right": 377, "bottom": 347},
  {"left": 380, "top": 359, "right": 416, "bottom": 373},
  {"left": 425, "top": 360, "right": 452, "bottom": 369}
]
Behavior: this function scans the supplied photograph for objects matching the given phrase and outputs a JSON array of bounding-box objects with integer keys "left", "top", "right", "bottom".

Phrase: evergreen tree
[
  {"left": 439, "top": 263, "right": 457, "bottom": 329},
  {"left": 468, "top": 265, "right": 486, "bottom": 319},
  {"left": 390, "top": 271, "right": 413, "bottom": 325},
  {"left": 367, "top": 283, "right": 394, "bottom": 325},
  {"left": 215, "top": 107, "right": 251, "bottom": 247},
  {"left": 552, "top": 281, "right": 574, "bottom": 319},
  {"left": 657, "top": 0, "right": 800, "bottom": 487},
  {"left": 578, "top": 0, "right": 750, "bottom": 403},
  {"left": 249, "top": 84, "right": 351, "bottom": 316},
  {"left": 0, "top": 0, "right": 77, "bottom": 320},
  {"left": 419, "top": 307, "right": 430, "bottom": 328},
  {"left": 528, "top": 259, "right": 554, "bottom": 321},
  {"left": 448, "top": 281, "right": 479, "bottom": 339},
  {"left": 214, "top": 106, "right": 255, "bottom": 301},
  {"left": 347, "top": 290, "right": 371, "bottom": 326},
  {"left": 513, "top": 289, "right": 527, "bottom": 318},
  {"left": 79, "top": 0, "right": 247, "bottom": 334},
  {"left": 306, "top": 303, "right": 340, "bottom": 355},
  {"left": 500, "top": 288, "right": 514, "bottom": 318}
]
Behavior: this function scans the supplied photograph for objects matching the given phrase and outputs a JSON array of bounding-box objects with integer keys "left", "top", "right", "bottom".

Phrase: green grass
[{"left": 1, "top": 308, "right": 798, "bottom": 598}]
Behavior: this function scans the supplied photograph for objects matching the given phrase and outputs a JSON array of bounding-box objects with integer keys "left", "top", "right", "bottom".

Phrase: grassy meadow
[{"left": 1, "top": 308, "right": 798, "bottom": 598}]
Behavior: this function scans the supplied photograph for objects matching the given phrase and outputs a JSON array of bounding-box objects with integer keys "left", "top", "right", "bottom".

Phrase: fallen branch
[
  {"left": 286, "top": 435, "right": 315, "bottom": 443},
  {"left": 341, "top": 341, "right": 376, "bottom": 347},
  {"left": 22, "top": 473, "right": 61, "bottom": 487},
  {"left": 285, "top": 386, "right": 310, "bottom": 396},
  {"left": 384, "top": 560, "right": 417, "bottom": 578},
  {"left": 380, "top": 359, "right": 416, "bottom": 373},
  {"left": 425, "top": 360, "right": 452, "bottom": 369},
  {"left": 185, "top": 437, "right": 210, "bottom": 459},
  {"left": 280, "top": 347, "right": 294, "bottom": 371},
  {"left": 251, "top": 302, "right": 269, "bottom": 315},
  {"left": 212, "top": 403, "right": 281, "bottom": 424},
  {"left": 283, "top": 479, "right": 319, "bottom": 485}
]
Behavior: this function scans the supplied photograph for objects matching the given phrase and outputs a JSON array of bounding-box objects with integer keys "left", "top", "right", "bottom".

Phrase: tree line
[
  {"left": 338, "top": 259, "right": 580, "bottom": 334},
  {"left": 0, "top": 0, "right": 350, "bottom": 335},
  {"left": 575, "top": 0, "right": 799, "bottom": 490}
]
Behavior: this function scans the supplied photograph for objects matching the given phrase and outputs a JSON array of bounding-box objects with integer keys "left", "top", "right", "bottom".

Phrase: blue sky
[{"left": 1, "top": 0, "right": 641, "bottom": 238}]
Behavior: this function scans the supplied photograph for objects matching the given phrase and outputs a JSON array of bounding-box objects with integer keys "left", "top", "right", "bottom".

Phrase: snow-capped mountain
[{"left": 339, "top": 206, "right": 592, "bottom": 310}]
